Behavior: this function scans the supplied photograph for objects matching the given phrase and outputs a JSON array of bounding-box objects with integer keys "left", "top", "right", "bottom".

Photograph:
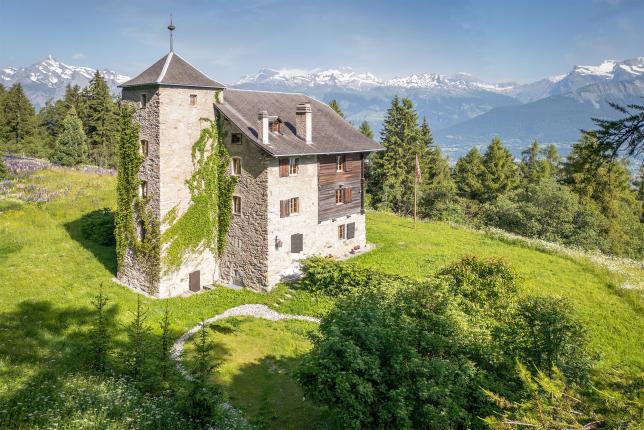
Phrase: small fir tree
[
  {"left": 159, "top": 302, "right": 172, "bottom": 382},
  {"left": 85, "top": 71, "right": 119, "bottom": 167},
  {"left": 359, "top": 120, "right": 374, "bottom": 139},
  {"left": 454, "top": 147, "right": 486, "bottom": 201},
  {"left": 50, "top": 107, "right": 88, "bottom": 166},
  {"left": 124, "top": 295, "right": 150, "bottom": 379},
  {"left": 0, "top": 83, "right": 42, "bottom": 156},
  {"left": 519, "top": 140, "right": 559, "bottom": 184},
  {"left": 482, "top": 137, "right": 518, "bottom": 201},
  {"left": 328, "top": 99, "right": 345, "bottom": 118},
  {"left": 90, "top": 285, "right": 110, "bottom": 372},
  {"left": 0, "top": 156, "right": 8, "bottom": 179}
]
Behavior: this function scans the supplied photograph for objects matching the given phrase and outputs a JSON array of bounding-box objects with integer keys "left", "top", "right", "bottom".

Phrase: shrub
[
  {"left": 0, "top": 157, "right": 9, "bottom": 179},
  {"left": 80, "top": 208, "right": 116, "bottom": 246},
  {"left": 298, "top": 256, "right": 416, "bottom": 296}
]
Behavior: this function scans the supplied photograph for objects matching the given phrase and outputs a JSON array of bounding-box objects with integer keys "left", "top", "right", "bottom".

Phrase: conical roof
[{"left": 119, "top": 51, "right": 225, "bottom": 89}]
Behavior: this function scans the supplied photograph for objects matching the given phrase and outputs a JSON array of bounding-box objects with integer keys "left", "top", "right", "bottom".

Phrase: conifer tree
[
  {"left": 50, "top": 107, "right": 88, "bottom": 166},
  {"left": 328, "top": 99, "right": 345, "bottom": 118},
  {"left": 85, "top": 71, "right": 118, "bottom": 167},
  {"left": 359, "top": 120, "right": 374, "bottom": 139},
  {"left": 0, "top": 84, "right": 42, "bottom": 156},
  {"left": 0, "top": 156, "right": 8, "bottom": 179},
  {"left": 454, "top": 147, "right": 486, "bottom": 201},
  {"left": 159, "top": 302, "right": 172, "bottom": 382},
  {"left": 482, "top": 137, "right": 518, "bottom": 201},
  {"left": 124, "top": 296, "right": 150, "bottom": 379},
  {"left": 369, "top": 96, "right": 425, "bottom": 214},
  {"left": 418, "top": 117, "right": 457, "bottom": 219},
  {"left": 519, "top": 140, "right": 559, "bottom": 184},
  {"left": 90, "top": 285, "right": 110, "bottom": 372}
]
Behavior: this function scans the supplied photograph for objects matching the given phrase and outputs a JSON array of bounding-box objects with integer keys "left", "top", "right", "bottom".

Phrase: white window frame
[
  {"left": 336, "top": 155, "right": 346, "bottom": 172},
  {"left": 289, "top": 197, "right": 300, "bottom": 215},
  {"left": 289, "top": 157, "right": 299, "bottom": 176},
  {"left": 338, "top": 224, "right": 346, "bottom": 240},
  {"left": 231, "top": 157, "right": 242, "bottom": 176},
  {"left": 233, "top": 196, "right": 242, "bottom": 215}
]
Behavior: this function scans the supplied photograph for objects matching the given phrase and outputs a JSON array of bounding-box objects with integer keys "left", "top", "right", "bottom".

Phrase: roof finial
[{"left": 168, "top": 14, "right": 176, "bottom": 52}]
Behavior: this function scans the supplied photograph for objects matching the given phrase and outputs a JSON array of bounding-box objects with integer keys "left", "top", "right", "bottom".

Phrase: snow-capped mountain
[{"left": 0, "top": 55, "right": 130, "bottom": 109}]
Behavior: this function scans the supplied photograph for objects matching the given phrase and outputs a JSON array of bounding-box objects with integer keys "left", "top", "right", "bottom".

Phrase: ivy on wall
[
  {"left": 115, "top": 103, "right": 160, "bottom": 291},
  {"left": 161, "top": 114, "right": 237, "bottom": 273}
]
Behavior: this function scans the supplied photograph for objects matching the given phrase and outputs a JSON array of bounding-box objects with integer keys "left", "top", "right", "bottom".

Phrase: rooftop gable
[
  {"left": 119, "top": 51, "right": 225, "bottom": 89},
  {"left": 215, "top": 89, "right": 383, "bottom": 157}
]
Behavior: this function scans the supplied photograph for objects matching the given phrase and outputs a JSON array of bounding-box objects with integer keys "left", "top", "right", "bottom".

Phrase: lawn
[{"left": 0, "top": 167, "right": 642, "bottom": 428}]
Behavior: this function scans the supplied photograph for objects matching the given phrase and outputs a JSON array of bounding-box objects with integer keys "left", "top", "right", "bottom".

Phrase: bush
[
  {"left": 80, "top": 208, "right": 116, "bottom": 246},
  {"left": 0, "top": 157, "right": 9, "bottom": 179},
  {"left": 297, "top": 257, "right": 594, "bottom": 429},
  {"left": 298, "top": 256, "right": 417, "bottom": 297}
]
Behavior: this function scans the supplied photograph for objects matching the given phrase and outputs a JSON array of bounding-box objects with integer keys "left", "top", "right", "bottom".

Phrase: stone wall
[
  {"left": 266, "top": 155, "right": 367, "bottom": 287},
  {"left": 157, "top": 87, "right": 218, "bottom": 297},
  {"left": 118, "top": 87, "right": 161, "bottom": 294},
  {"left": 219, "top": 119, "right": 270, "bottom": 291}
]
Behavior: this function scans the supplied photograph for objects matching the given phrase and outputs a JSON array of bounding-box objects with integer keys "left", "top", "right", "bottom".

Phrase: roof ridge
[
  {"left": 227, "top": 87, "right": 307, "bottom": 96},
  {"left": 172, "top": 51, "right": 225, "bottom": 86},
  {"left": 156, "top": 51, "right": 173, "bottom": 83}
]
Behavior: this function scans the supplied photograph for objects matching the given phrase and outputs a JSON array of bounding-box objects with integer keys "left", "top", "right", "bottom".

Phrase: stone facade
[{"left": 119, "top": 84, "right": 369, "bottom": 296}]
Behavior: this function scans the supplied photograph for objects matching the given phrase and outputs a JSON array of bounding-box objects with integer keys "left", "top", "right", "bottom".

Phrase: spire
[{"left": 168, "top": 14, "right": 176, "bottom": 52}]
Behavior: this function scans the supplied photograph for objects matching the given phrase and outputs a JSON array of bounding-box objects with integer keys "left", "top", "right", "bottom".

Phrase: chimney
[
  {"left": 295, "top": 102, "right": 312, "bottom": 144},
  {"left": 258, "top": 110, "right": 269, "bottom": 144}
]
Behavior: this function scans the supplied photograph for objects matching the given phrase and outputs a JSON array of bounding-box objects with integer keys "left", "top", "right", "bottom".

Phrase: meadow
[{"left": 0, "top": 167, "right": 642, "bottom": 429}]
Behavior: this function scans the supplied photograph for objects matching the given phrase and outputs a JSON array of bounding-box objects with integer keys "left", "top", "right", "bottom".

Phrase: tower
[{"left": 118, "top": 23, "right": 226, "bottom": 297}]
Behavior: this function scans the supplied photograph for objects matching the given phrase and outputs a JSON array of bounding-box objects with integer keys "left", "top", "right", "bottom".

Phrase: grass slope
[
  {"left": 355, "top": 211, "right": 644, "bottom": 370},
  {"left": 0, "top": 168, "right": 642, "bottom": 428}
]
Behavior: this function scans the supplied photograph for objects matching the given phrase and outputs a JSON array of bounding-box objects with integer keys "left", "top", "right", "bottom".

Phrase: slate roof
[
  {"left": 119, "top": 51, "right": 225, "bottom": 89},
  {"left": 215, "top": 89, "right": 384, "bottom": 157}
]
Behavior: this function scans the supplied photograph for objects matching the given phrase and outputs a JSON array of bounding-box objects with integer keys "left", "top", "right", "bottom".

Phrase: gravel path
[{"left": 171, "top": 304, "right": 320, "bottom": 377}]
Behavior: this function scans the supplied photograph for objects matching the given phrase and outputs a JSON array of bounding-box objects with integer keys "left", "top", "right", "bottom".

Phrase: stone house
[{"left": 118, "top": 50, "right": 383, "bottom": 297}]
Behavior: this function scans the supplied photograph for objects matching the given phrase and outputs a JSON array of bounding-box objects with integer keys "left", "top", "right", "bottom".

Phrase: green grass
[
  {"left": 0, "top": 168, "right": 642, "bottom": 428},
  {"left": 354, "top": 211, "right": 644, "bottom": 371},
  {"left": 184, "top": 317, "right": 330, "bottom": 430}
]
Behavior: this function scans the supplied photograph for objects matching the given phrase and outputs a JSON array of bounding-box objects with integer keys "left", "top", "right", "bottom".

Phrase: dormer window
[{"left": 270, "top": 118, "right": 283, "bottom": 134}]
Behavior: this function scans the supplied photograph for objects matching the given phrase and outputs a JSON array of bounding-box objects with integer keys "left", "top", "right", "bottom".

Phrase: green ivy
[
  {"left": 161, "top": 113, "right": 237, "bottom": 273},
  {"left": 115, "top": 103, "right": 160, "bottom": 292}
]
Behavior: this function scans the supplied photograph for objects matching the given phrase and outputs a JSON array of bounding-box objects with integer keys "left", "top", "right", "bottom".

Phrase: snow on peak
[{"left": 237, "top": 67, "right": 381, "bottom": 89}]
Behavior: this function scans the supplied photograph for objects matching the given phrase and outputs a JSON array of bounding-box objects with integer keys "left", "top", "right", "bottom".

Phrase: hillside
[{"left": 0, "top": 167, "right": 642, "bottom": 427}]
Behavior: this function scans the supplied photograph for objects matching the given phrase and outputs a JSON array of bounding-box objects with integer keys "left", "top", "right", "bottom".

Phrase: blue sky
[{"left": 1, "top": 0, "right": 642, "bottom": 84}]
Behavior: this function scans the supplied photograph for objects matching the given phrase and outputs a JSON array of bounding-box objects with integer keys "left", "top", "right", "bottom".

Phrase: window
[
  {"left": 336, "top": 155, "right": 346, "bottom": 172},
  {"left": 233, "top": 196, "right": 242, "bottom": 215},
  {"left": 140, "top": 181, "right": 148, "bottom": 198},
  {"left": 190, "top": 94, "right": 197, "bottom": 106},
  {"left": 289, "top": 157, "right": 299, "bottom": 175},
  {"left": 338, "top": 224, "right": 346, "bottom": 239},
  {"left": 231, "top": 133, "right": 242, "bottom": 145},
  {"left": 335, "top": 187, "right": 353, "bottom": 205},
  {"left": 280, "top": 197, "right": 300, "bottom": 217},
  {"left": 232, "top": 270, "right": 244, "bottom": 287},
  {"left": 231, "top": 157, "right": 241, "bottom": 176},
  {"left": 291, "top": 233, "right": 303, "bottom": 253},
  {"left": 270, "top": 119, "right": 282, "bottom": 133},
  {"left": 140, "top": 140, "right": 149, "bottom": 157},
  {"left": 140, "top": 94, "right": 147, "bottom": 109}
]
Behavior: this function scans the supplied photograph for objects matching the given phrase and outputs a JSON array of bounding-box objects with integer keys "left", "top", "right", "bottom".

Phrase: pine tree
[
  {"left": 85, "top": 71, "right": 118, "bottom": 167},
  {"left": 0, "top": 156, "right": 8, "bottom": 179},
  {"left": 359, "top": 120, "right": 374, "bottom": 139},
  {"left": 418, "top": 117, "right": 457, "bottom": 220},
  {"left": 0, "top": 84, "right": 42, "bottom": 156},
  {"left": 482, "top": 137, "right": 518, "bottom": 201},
  {"left": 328, "top": 99, "right": 345, "bottom": 118},
  {"left": 124, "top": 295, "right": 150, "bottom": 379},
  {"left": 159, "top": 302, "right": 173, "bottom": 382},
  {"left": 454, "top": 147, "right": 486, "bottom": 201},
  {"left": 90, "top": 285, "right": 110, "bottom": 372},
  {"left": 369, "top": 96, "right": 425, "bottom": 214},
  {"left": 519, "top": 140, "right": 559, "bottom": 184},
  {"left": 50, "top": 107, "right": 88, "bottom": 166},
  {"left": 586, "top": 101, "right": 644, "bottom": 164}
]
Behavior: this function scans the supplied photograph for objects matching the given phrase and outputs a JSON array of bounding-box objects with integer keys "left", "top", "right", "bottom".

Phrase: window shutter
[
  {"left": 291, "top": 233, "right": 303, "bottom": 253},
  {"left": 347, "top": 222, "right": 355, "bottom": 239},
  {"left": 279, "top": 159, "right": 289, "bottom": 177},
  {"left": 345, "top": 155, "right": 351, "bottom": 172},
  {"left": 280, "top": 199, "right": 290, "bottom": 218},
  {"left": 344, "top": 187, "right": 353, "bottom": 203}
]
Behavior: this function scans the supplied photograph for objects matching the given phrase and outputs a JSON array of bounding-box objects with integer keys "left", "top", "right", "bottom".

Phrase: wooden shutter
[
  {"left": 344, "top": 187, "right": 353, "bottom": 203},
  {"left": 280, "top": 199, "right": 290, "bottom": 218},
  {"left": 279, "top": 158, "right": 289, "bottom": 177},
  {"left": 291, "top": 233, "right": 303, "bottom": 253},
  {"left": 347, "top": 222, "right": 355, "bottom": 239},
  {"left": 345, "top": 154, "right": 351, "bottom": 172}
]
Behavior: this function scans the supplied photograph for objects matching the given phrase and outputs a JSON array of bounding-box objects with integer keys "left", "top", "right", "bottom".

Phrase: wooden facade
[{"left": 318, "top": 153, "right": 364, "bottom": 222}]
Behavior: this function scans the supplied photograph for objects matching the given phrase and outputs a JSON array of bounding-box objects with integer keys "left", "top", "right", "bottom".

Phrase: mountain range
[{"left": 2, "top": 55, "right": 643, "bottom": 158}]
